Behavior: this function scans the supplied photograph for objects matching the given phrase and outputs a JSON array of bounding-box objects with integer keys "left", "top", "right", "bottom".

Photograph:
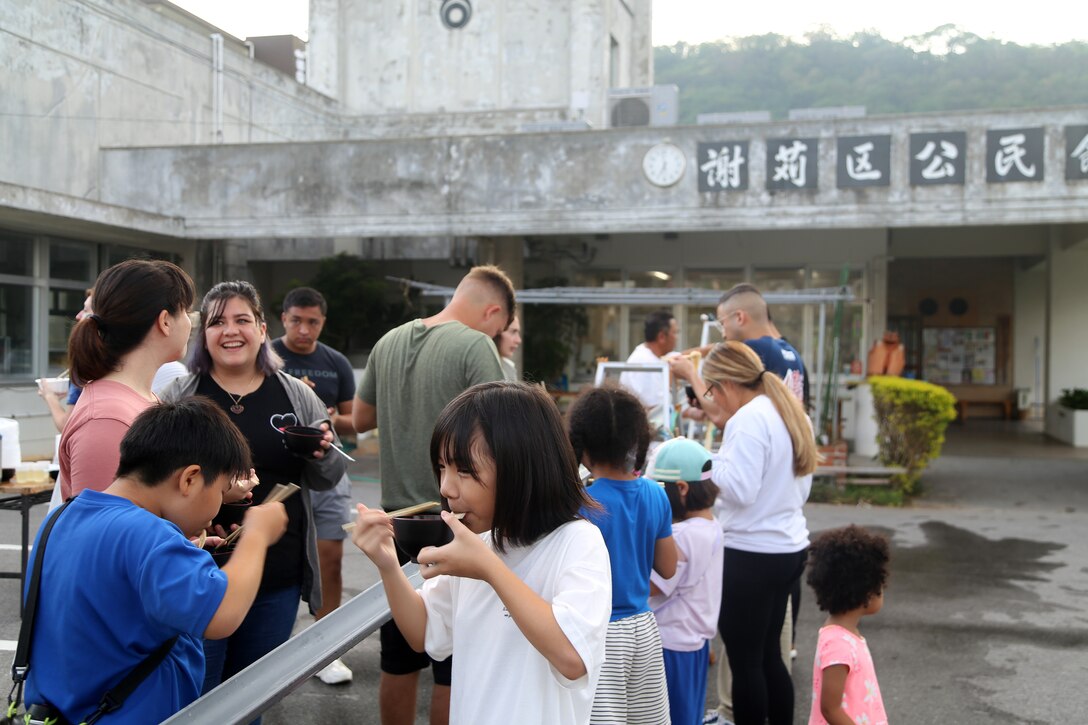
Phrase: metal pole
[
  {"left": 814, "top": 304, "right": 826, "bottom": 440},
  {"left": 164, "top": 565, "right": 424, "bottom": 724}
]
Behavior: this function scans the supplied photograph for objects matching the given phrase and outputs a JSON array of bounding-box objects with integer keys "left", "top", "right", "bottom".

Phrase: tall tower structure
[{"left": 306, "top": 0, "right": 652, "bottom": 130}]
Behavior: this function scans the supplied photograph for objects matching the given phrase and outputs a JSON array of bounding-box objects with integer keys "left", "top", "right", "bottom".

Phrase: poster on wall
[{"left": 922, "top": 327, "right": 996, "bottom": 384}]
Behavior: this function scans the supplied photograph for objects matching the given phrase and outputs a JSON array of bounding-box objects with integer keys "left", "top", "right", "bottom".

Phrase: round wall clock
[{"left": 642, "top": 143, "right": 686, "bottom": 187}]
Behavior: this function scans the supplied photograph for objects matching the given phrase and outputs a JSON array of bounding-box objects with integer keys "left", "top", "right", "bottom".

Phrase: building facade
[{"left": 2, "top": 0, "right": 1088, "bottom": 457}]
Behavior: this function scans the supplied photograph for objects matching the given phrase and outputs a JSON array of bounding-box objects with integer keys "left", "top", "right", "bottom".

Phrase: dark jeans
[
  {"left": 719, "top": 547, "right": 807, "bottom": 725},
  {"left": 202, "top": 585, "right": 301, "bottom": 725}
]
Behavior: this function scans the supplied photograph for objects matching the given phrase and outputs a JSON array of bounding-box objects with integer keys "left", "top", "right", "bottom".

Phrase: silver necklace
[{"left": 213, "top": 372, "right": 259, "bottom": 414}]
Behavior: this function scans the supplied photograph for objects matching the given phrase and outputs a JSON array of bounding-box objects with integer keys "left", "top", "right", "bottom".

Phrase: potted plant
[{"left": 1049, "top": 388, "right": 1088, "bottom": 447}]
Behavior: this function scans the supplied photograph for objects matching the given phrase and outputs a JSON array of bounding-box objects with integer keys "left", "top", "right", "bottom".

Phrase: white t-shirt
[
  {"left": 421, "top": 520, "right": 612, "bottom": 725},
  {"left": 620, "top": 344, "right": 671, "bottom": 428},
  {"left": 649, "top": 516, "right": 723, "bottom": 652},
  {"left": 151, "top": 361, "right": 188, "bottom": 396},
  {"left": 711, "top": 394, "right": 811, "bottom": 554}
]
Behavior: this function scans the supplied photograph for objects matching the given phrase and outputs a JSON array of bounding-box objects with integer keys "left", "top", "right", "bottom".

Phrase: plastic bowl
[
  {"left": 392, "top": 514, "right": 454, "bottom": 563},
  {"left": 280, "top": 425, "right": 325, "bottom": 456},
  {"left": 36, "top": 378, "right": 69, "bottom": 395}
]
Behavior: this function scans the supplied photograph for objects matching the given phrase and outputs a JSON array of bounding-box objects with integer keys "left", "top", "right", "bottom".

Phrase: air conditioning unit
[{"left": 607, "top": 85, "right": 679, "bottom": 128}]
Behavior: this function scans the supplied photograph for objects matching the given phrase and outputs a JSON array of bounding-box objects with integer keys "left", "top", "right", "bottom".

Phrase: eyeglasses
[{"left": 703, "top": 383, "right": 718, "bottom": 400}]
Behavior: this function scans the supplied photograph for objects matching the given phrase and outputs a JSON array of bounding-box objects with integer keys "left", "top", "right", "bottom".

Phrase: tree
[
  {"left": 654, "top": 28, "right": 1088, "bottom": 124},
  {"left": 273, "top": 253, "right": 419, "bottom": 354}
]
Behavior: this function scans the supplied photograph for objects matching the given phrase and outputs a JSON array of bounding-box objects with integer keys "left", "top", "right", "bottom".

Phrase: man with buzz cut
[
  {"left": 353, "top": 264, "right": 515, "bottom": 725},
  {"left": 272, "top": 286, "right": 357, "bottom": 686},
  {"left": 668, "top": 282, "right": 809, "bottom": 725}
]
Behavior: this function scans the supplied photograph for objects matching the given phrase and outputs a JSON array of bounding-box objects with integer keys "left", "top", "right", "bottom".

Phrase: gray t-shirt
[{"left": 357, "top": 319, "right": 505, "bottom": 509}]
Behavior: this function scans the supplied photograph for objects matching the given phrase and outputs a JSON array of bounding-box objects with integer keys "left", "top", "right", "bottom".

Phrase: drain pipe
[{"left": 210, "top": 33, "right": 224, "bottom": 143}]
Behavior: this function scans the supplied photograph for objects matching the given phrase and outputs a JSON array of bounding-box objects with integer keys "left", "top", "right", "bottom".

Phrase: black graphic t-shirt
[{"left": 196, "top": 374, "right": 305, "bottom": 591}]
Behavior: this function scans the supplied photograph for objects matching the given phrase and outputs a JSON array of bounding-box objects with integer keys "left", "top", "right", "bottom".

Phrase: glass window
[
  {"left": 753, "top": 267, "right": 806, "bottom": 345},
  {"left": 625, "top": 271, "right": 676, "bottom": 356},
  {"left": 572, "top": 270, "right": 621, "bottom": 379},
  {"left": 48, "top": 287, "right": 86, "bottom": 373},
  {"left": 49, "top": 241, "right": 94, "bottom": 282},
  {"left": 0, "top": 234, "right": 35, "bottom": 277},
  {"left": 0, "top": 284, "right": 34, "bottom": 376},
  {"left": 809, "top": 267, "right": 866, "bottom": 378},
  {"left": 683, "top": 268, "right": 745, "bottom": 348}
]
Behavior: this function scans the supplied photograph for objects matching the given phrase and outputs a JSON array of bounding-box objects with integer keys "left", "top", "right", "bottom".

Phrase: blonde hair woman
[{"left": 701, "top": 341, "right": 815, "bottom": 725}]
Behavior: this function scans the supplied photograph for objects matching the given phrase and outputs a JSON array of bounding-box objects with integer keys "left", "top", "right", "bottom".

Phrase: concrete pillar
[
  {"left": 866, "top": 244, "right": 889, "bottom": 368},
  {"left": 1045, "top": 224, "right": 1088, "bottom": 436}
]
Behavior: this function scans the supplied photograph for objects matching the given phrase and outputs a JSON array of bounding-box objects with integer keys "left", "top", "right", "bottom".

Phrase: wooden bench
[
  {"left": 814, "top": 464, "right": 905, "bottom": 486},
  {"left": 946, "top": 384, "right": 1015, "bottom": 421}
]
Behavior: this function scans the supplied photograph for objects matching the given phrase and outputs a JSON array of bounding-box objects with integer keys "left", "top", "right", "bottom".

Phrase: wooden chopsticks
[
  {"left": 340, "top": 501, "right": 445, "bottom": 532},
  {"left": 215, "top": 483, "right": 300, "bottom": 550}
]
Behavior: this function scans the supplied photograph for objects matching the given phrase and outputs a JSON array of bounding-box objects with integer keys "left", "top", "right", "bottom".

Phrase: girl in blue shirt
[{"left": 568, "top": 384, "right": 678, "bottom": 725}]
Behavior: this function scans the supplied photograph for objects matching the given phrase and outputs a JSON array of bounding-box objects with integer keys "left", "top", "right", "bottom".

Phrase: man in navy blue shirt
[{"left": 272, "top": 287, "right": 357, "bottom": 685}]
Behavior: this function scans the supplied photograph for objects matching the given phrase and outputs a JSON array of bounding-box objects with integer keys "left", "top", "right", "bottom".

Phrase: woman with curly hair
[{"left": 806, "top": 525, "right": 890, "bottom": 725}]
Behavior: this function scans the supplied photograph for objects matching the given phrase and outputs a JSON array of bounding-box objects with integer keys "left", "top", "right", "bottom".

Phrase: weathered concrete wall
[
  {"left": 1046, "top": 225, "right": 1088, "bottom": 419},
  {"left": 306, "top": 0, "right": 649, "bottom": 127},
  {"left": 0, "top": 0, "right": 340, "bottom": 200},
  {"left": 98, "top": 107, "right": 1088, "bottom": 239}
]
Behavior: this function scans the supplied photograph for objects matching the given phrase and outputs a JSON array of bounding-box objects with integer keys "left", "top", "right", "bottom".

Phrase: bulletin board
[{"left": 922, "top": 327, "right": 996, "bottom": 385}]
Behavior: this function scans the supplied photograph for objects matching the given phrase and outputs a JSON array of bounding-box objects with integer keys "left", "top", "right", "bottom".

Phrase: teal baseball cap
[{"left": 648, "top": 437, "right": 713, "bottom": 483}]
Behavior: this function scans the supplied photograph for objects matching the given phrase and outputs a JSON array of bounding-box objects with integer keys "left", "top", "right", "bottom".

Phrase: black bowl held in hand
[
  {"left": 392, "top": 514, "right": 454, "bottom": 563},
  {"left": 280, "top": 425, "right": 325, "bottom": 456}
]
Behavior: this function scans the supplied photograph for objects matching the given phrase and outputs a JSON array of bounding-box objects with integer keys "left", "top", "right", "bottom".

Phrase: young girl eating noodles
[{"left": 351, "top": 382, "right": 612, "bottom": 725}]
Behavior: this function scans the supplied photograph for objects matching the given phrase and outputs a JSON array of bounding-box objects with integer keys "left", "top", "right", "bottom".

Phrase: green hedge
[
  {"left": 868, "top": 376, "right": 957, "bottom": 495},
  {"left": 1059, "top": 388, "right": 1088, "bottom": 410}
]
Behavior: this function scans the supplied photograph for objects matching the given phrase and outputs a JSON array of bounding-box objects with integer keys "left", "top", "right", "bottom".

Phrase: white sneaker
[
  {"left": 316, "top": 658, "right": 353, "bottom": 685},
  {"left": 703, "top": 711, "right": 735, "bottom": 725}
]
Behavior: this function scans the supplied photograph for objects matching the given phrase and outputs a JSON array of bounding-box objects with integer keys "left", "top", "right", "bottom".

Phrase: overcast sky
[{"left": 170, "top": 0, "right": 1080, "bottom": 47}]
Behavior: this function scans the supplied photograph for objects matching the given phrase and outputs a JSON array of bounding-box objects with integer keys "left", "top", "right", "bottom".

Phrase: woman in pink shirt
[
  {"left": 805, "top": 525, "right": 890, "bottom": 725},
  {"left": 59, "top": 259, "right": 196, "bottom": 498}
]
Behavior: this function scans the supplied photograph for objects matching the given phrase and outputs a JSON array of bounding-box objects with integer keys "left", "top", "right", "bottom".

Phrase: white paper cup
[{"left": 36, "top": 378, "right": 69, "bottom": 395}]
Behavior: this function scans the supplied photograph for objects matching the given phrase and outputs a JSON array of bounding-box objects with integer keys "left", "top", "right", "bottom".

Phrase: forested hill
[{"left": 654, "top": 25, "right": 1088, "bottom": 124}]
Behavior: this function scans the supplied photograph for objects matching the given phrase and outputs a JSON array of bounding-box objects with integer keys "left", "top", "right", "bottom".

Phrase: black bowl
[
  {"left": 392, "top": 515, "right": 454, "bottom": 563},
  {"left": 281, "top": 425, "right": 324, "bottom": 456}
]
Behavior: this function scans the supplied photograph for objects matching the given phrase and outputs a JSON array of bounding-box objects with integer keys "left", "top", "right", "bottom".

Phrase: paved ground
[{"left": 1, "top": 419, "right": 1086, "bottom": 723}]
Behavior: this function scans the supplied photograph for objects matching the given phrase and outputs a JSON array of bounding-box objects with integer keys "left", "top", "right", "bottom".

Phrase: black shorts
[
  {"left": 379, "top": 620, "right": 453, "bottom": 684},
  {"left": 378, "top": 546, "right": 452, "bottom": 684}
]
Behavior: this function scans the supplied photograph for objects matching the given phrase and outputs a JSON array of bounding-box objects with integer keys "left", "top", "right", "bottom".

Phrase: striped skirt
[{"left": 590, "top": 610, "right": 670, "bottom": 725}]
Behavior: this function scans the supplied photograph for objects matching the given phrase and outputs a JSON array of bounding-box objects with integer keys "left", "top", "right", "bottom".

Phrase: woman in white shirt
[{"left": 700, "top": 341, "right": 817, "bottom": 725}]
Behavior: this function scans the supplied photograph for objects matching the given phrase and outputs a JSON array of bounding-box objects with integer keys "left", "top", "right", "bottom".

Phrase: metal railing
[{"left": 162, "top": 565, "right": 423, "bottom": 724}]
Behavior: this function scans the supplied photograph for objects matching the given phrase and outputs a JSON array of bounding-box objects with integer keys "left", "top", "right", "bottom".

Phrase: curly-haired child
[{"left": 805, "top": 525, "right": 890, "bottom": 725}]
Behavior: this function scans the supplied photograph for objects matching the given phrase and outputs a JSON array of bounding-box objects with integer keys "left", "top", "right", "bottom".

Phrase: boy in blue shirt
[{"left": 23, "top": 397, "right": 288, "bottom": 724}]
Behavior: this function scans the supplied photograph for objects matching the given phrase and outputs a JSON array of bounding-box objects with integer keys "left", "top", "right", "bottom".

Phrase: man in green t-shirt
[{"left": 352, "top": 264, "right": 515, "bottom": 725}]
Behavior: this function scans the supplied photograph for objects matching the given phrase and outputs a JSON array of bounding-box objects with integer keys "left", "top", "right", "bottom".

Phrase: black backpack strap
[
  {"left": 12, "top": 500, "right": 73, "bottom": 683},
  {"left": 6, "top": 500, "right": 73, "bottom": 719},
  {"left": 83, "top": 636, "right": 178, "bottom": 725}
]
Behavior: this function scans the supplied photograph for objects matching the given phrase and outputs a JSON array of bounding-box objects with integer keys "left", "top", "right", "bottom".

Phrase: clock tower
[{"left": 306, "top": 0, "right": 653, "bottom": 130}]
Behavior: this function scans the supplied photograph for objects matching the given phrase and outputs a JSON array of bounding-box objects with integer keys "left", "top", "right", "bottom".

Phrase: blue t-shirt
[
  {"left": 272, "top": 339, "right": 355, "bottom": 409},
  {"left": 744, "top": 336, "right": 808, "bottom": 405},
  {"left": 583, "top": 476, "right": 672, "bottom": 621},
  {"left": 24, "top": 490, "right": 228, "bottom": 724}
]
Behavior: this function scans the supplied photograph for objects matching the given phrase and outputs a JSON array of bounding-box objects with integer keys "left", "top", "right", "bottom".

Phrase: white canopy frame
[{"left": 389, "top": 278, "right": 857, "bottom": 434}]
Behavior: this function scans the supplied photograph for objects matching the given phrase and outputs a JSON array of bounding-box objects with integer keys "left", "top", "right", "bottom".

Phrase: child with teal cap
[{"left": 648, "top": 437, "right": 724, "bottom": 725}]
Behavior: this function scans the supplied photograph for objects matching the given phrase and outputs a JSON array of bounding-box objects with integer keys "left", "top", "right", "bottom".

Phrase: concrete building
[{"left": 3, "top": 0, "right": 1088, "bottom": 459}]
